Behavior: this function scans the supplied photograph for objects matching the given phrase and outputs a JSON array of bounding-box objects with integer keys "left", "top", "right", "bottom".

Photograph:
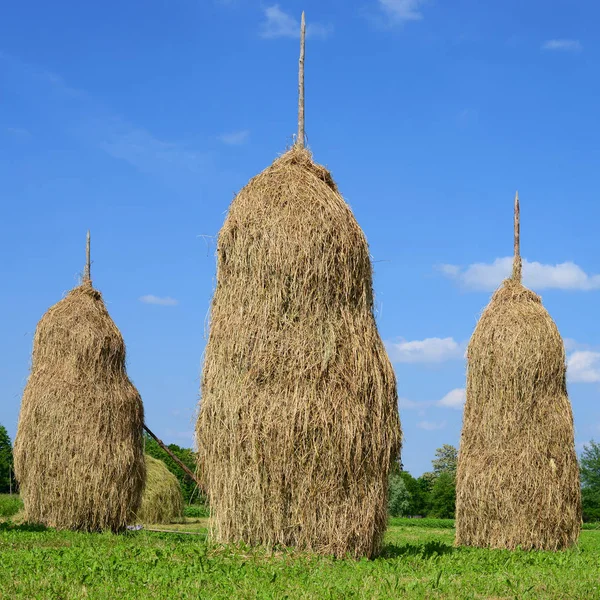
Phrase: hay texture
[
  {"left": 136, "top": 455, "right": 184, "bottom": 524},
  {"left": 196, "top": 146, "right": 401, "bottom": 558},
  {"left": 14, "top": 281, "right": 146, "bottom": 532},
  {"left": 455, "top": 196, "right": 581, "bottom": 550}
]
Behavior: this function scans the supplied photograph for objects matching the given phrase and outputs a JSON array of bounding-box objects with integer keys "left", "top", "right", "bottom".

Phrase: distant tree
[
  {"left": 0, "top": 425, "right": 14, "bottom": 494},
  {"left": 428, "top": 471, "right": 456, "bottom": 519},
  {"left": 399, "top": 472, "right": 428, "bottom": 516},
  {"left": 388, "top": 473, "right": 411, "bottom": 517},
  {"left": 580, "top": 440, "right": 600, "bottom": 522},
  {"left": 431, "top": 444, "right": 458, "bottom": 477},
  {"left": 144, "top": 434, "right": 203, "bottom": 505}
]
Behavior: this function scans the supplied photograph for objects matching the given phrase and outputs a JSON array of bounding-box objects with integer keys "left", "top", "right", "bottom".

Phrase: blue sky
[{"left": 1, "top": 0, "right": 599, "bottom": 477}]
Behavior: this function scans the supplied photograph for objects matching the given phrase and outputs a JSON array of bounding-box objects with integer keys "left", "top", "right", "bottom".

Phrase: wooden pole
[
  {"left": 297, "top": 11, "right": 306, "bottom": 148},
  {"left": 143, "top": 424, "right": 204, "bottom": 492},
  {"left": 512, "top": 191, "right": 522, "bottom": 283},
  {"left": 84, "top": 230, "right": 91, "bottom": 284}
]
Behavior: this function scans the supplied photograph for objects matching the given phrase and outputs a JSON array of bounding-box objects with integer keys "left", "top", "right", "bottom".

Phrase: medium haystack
[
  {"left": 195, "top": 14, "right": 401, "bottom": 559},
  {"left": 136, "top": 455, "right": 184, "bottom": 524},
  {"left": 455, "top": 193, "right": 581, "bottom": 550},
  {"left": 13, "top": 232, "right": 146, "bottom": 532}
]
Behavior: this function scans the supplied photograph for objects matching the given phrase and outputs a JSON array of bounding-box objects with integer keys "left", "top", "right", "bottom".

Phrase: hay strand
[
  {"left": 196, "top": 145, "right": 401, "bottom": 559},
  {"left": 455, "top": 194, "right": 581, "bottom": 550},
  {"left": 136, "top": 455, "right": 184, "bottom": 525},
  {"left": 14, "top": 242, "right": 146, "bottom": 532}
]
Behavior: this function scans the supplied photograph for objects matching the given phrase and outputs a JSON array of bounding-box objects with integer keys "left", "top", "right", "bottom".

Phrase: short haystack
[
  {"left": 195, "top": 14, "right": 401, "bottom": 559},
  {"left": 455, "top": 193, "right": 581, "bottom": 550},
  {"left": 13, "top": 233, "right": 146, "bottom": 532},
  {"left": 136, "top": 455, "right": 184, "bottom": 524}
]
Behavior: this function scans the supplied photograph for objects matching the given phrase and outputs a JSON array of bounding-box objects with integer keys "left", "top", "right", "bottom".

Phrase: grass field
[{"left": 0, "top": 508, "right": 599, "bottom": 598}]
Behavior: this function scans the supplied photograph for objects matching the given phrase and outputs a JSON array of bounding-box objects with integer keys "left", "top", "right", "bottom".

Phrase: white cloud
[
  {"left": 542, "top": 39, "right": 582, "bottom": 52},
  {"left": 440, "top": 257, "right": 600, "bottom": 292},
  {"left": 378, "top": 0, "right": 425, "bottom": 23},
  {"left": 386, "top": 337, "right": 465, "bottom": 364},
  {"left": 437, "top": 388, "right": 466, "bottom": 410},
  {"left": 139, "top": 295, "right": 178, "bottom": 306},
  {"left": 417, "top": 420, "right": 446, "bottom": 431},
  {"left": 568, "top": 351, "right": 600, "bottom": 383},
  {"left": 260, "top": 5, "right": 332, "bottom": 39},
  {"left": 218, "top": 130, "right": 250, "bottom": 145}
]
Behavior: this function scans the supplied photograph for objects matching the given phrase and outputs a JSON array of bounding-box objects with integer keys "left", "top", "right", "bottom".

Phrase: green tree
[
  {"left": 388, "top": 473, "right": 411, "bottom": 517},
  {"left": 399, "top": 472, "right": 428, "bottom": 516},
  {"left": 144, "top": 434, "right": 202, "bottom": 505},
  {"left": 580, "top": 440, "right": 600, "bottom": 522},
  {"left": 0, "top": 425, "right": 14, "bottom": 494},
  {"left": 428, "top": 471, "right": 456, "bottom": 518},
  {"left": 431, "top": 444, "right": 458, "bottom": 477}
]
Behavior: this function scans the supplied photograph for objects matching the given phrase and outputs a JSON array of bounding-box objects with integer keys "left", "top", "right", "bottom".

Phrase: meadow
[{"left": 1, "top": 496, "right": 599, "bottom": 599}]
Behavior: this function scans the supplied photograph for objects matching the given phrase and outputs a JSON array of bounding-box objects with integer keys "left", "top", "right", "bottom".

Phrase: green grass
[
  {"left": 1, "top": 517, "right": 599, "bottom": 599},
  {"left": 0, "top": 493, "right": 23, "bottom": 517}
]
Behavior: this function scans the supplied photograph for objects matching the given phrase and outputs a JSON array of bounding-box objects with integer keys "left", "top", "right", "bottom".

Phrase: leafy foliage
[
  {"left": 0, "top": 426, "right": 14, "bottom": 494},
  {"left": 428, "top": 472, "right": 456, "bottom": 519},
  {"left": 388, "top": 474, "right": 411, "bottom": 517},
  {"left": 580, "top": 440, "right": 600, "bottom": 522}
]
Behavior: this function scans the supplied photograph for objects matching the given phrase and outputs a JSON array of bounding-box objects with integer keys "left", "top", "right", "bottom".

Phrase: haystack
[
  {"left": 136, "top": 455, "right": 184, "bottom": 524},
  {"left": 13, "top": 232, "right": 146, "bottom": 532},
  {"left": 195, "top": 13, "right": 401, "bottom": 559},
  {"left": 455, "top": 193, "right": 581, "bottom": 550}
]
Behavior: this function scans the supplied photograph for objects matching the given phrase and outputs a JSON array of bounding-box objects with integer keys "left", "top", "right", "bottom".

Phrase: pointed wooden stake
[
  {"left": 84, "top": 230, "right": 92, "bottom": 284},
  {"left": 512, "top": 191, "right": 522, "bottom": 283},
  {"left": 297, "top": 11, "right": 306, "bottom": 148}
]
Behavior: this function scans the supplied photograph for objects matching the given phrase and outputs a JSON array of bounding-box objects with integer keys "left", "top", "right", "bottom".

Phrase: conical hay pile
[
  {"left": 136, "top": 455, "right": 184, "bottom": 524},
  {"left": 196, "top": 146, "right": 402, "bottom": 559},
  {"left": 455, "top": 198, "right": 581, "bottom": 550},
  {"left": 14, "top": 281, "right": 146, "bottom": 532}
]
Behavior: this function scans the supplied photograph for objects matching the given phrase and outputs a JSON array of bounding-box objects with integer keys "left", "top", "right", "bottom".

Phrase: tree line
[{"left": 1, "top": 424, "right": 599, "bottom": 522}]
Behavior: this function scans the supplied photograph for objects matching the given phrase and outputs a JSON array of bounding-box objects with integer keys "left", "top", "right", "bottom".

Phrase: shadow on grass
[
  {"left": 380, "top": 540, "right": 454, "bottom": 559},
  {"left": 0, "top": 521, "right": 48, "bottom": 533}
]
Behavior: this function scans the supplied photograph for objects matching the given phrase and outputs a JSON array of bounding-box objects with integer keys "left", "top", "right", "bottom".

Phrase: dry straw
[
  {"left": 14, "top": 232, "right": 146, "bottom": 532},
  {"left": 136, "top": 455, "right": 184, "bottom": 525},
  {"left": 455, "top": 193, "right": 581, "bottom": 550},
  {"left": 196, "top": 12, "right": 401, "bottom": 559}
]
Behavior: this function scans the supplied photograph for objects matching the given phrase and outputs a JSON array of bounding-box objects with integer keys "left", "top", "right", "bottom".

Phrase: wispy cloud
[
  {"left": 6, "top": 127, "right": 31, "bottom": 140},
  {"left": 377, "top": 0, "right": 426, "bottom": 24},
  {"left": 386, "top": 337, "right": 465, "bottom": 364},
  {"left": 218, "top": 129, "right": 250, "bottom": 145},
  {"left": 260, "top": 5, "right": 332, "bottom": 39},
  {"left": 417, "top": 420, "right": 446, "bottom": 431},
  {"left": 399, "top": 388, "right": 466, "bottom": 412},
  {"left": 437, "top": 388, "right": 466, "bottom": 410},
  {"left": 1, "top": 51, "right": 214, "bottom": 186},
  {"left": 568, "top": 351, "right": 600, "bottom": 383},
  {"left": 139, "top": 295, "right": 179, "bottom": 306},
  {"left": 440, "top": 257, "right": 600, "bottom": 292},
  {"left": 542, "top": 39, "right": 582, "bottom": 52}
]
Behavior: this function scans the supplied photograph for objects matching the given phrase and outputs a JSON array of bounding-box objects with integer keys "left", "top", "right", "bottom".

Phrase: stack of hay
[
  {"left": 136, "top": 455, "right": 184, "bottom": 525},
  {"left": 196, "top": 13, "right": 401, "bottom": 559},
  {"left": 455, "top": 193, "right": 581, "bottom": 550},
  {"left": 13, "top": 233, "right": 146, "bottom": 532}
]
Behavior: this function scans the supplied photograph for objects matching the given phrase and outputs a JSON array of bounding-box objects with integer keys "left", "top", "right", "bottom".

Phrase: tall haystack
[
  {"left": 455, "top": 193, "right": 581, "bottom": 550},
  {"left": 195, "top": 13, "right": 401, "bottom": 559},
  {"left": 13, "top": 232, "right": 146, "bottom": 532},
  {"left": 136, "top": 455, "right": 184, "bottom": 524}
]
